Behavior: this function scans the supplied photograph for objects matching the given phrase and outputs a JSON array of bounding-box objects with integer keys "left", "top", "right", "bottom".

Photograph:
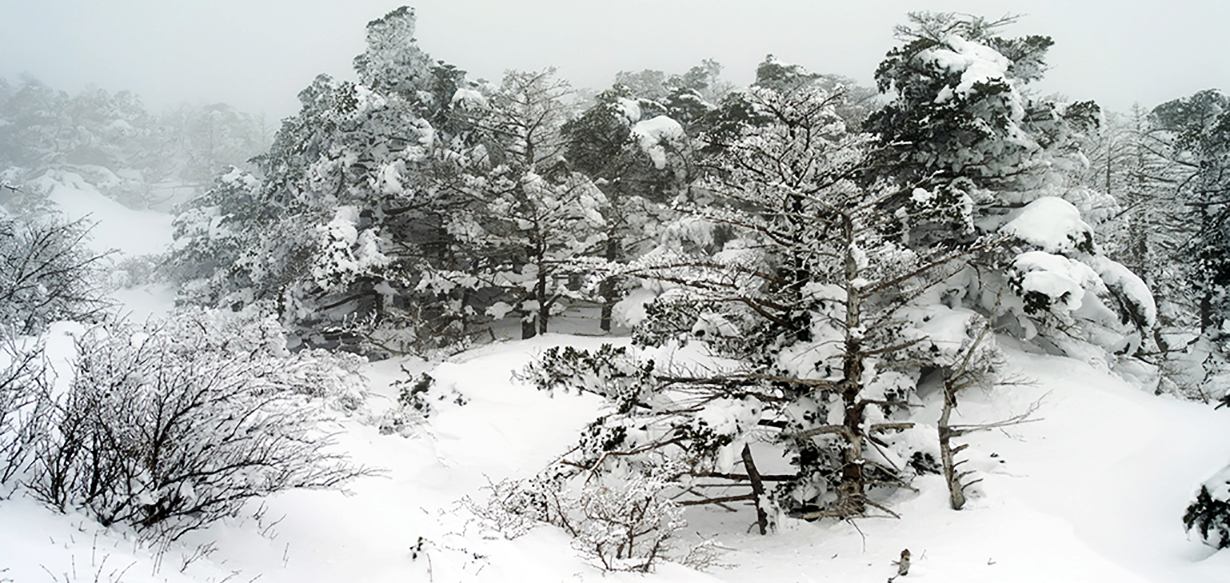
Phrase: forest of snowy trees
[{"left": 4, "top": 6, "right": 1230, "bottom": 574}]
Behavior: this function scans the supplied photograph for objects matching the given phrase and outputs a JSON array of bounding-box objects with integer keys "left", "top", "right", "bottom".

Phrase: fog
[{"left": 1, "top": 0, "right": 1227, "bottom": 119}]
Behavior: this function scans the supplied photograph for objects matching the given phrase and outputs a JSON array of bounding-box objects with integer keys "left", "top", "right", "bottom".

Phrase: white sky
[{"left": 1, "top": 0, "right": 1226, "bottom": 120}]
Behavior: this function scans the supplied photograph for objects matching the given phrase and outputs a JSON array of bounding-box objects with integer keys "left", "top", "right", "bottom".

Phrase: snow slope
[
  {"left": 4, "top": 333, "right": 1230, "bottom": 583},
  {"left": 33, "top": 170, "right": 179, "bottom": 322},
  {"left": 35, "top": 170, "right": 175, "bottom": 258},
  {"left": 3, "top": 181, "right": 1230, "bottom": 582}
]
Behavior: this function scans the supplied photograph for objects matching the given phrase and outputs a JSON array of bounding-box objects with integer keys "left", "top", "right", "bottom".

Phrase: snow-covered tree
[
  {"left": 170, "top": 7, "right": 489, "bottom": 352},
  {"left": 1150, "top": 90, "right": 1230, "bottom": 335},
  {"left": 562, "top": 82, "right": 695, "bottom": 330},
  {"left": 865, "top": 12, "right": 1153, "bottom": 356},
  {"left": 525, "top": 62, "right": 993, "bottom": 525},
  {"left": 160, "top": 102, "right": 269, "bottom": 187},
  {"left": 436, "top": 69, "right": 608, "bottom": 338},
  {"left": 0, "top": 79, "right": 161, "bottom": 207},
  {"left": 353, "top": 6, "right": 433, "bottom": 101},
  {"left": 0, "top": 75, "right": 269, "bottom": 212}
]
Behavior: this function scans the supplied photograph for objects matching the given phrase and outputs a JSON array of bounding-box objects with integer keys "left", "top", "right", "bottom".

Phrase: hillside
[{"left": 3, "top": 327, "right": 1230, "bottom": 582}]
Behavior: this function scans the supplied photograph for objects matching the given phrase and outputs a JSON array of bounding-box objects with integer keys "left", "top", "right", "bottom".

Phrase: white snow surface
[
  {"left": 923, "top": 35, "right": 1013, "bottom": 104},
  {"left": 1089, "top": 255, "right": 1159, "bottom": 327},
  {"left": 614, "top": 97, "right": 642, "bottom": 123},
  {"left": 1002, "top": 196, "right": 1094, "bottom": 255},
  {"left": 33, "top": 170, "right": 175, "bottom": 257},
  {"left": 5, "top": 330, "right": 1230, "bottom": 582},
  {"left": 611, "top": 286, "right": 658, "bottom": 328},
  {"left": 450, "top": 87, "right": 487, "bottom": 109},
  {"left": 1013, "top": 250, "right": 1105, "bottom": 312}
]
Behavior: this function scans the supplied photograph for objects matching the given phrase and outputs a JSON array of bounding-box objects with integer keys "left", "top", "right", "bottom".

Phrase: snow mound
[
  {"left": 1089, "top": 255, "right": 1158, "bottom": 327},
  {"left": 632, "top": 115, "right": 684, "bottom": 169},
  {"left": 1012, "top": 250, "right": 1104, "bottom": 312},
  {"left": 1002, "top": 196, "right": 1094, "bottom": 255},
  {"left": 924, "top": 35, "right": 1012, "bottom": 102}
]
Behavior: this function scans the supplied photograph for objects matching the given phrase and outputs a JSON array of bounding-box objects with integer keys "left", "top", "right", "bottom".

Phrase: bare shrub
[
  {"left": 26, "top": 311, "right": 368, "bottom": 540},
  {"left": 469, "top": 467, "right": 721, "bottom": 572},
  {"left": 0, "top": 334, "right": 51, "bottom": 490},
  {"left": 0, "top": 215, "right": 110, "bottom": 334}
]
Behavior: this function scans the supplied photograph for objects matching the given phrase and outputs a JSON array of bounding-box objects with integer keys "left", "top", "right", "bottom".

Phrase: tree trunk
[
  {"left": 599, "top": 240, "right": 619, "bottom": 332},
  {"left": 838, "top": 214, "right": 866, "bottom": 515},
  {"left": 938, "top": 370, "right": 967, "bottom": 510},
  {"left": 839, "top": 388, "right": 865, "bottom": 515},
  {"left": 521, "top": 310, "right": 537, "bottom": 339},
  {"left": 741, "top": 444, "right": 769, "bottom": 535},
  {"left": 537, "top": 268, "right": 550, "bottom": 336}
]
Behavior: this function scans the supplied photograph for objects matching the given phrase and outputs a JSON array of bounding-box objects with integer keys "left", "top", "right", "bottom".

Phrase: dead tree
[{"left": 937, "top": 311, "right": 1038, "bottom": 510}]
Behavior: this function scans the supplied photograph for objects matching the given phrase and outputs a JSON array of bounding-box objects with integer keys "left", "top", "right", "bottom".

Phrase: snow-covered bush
[
  {"left": 516, "top": 344, "right": 657, "bottom": 404},
  {"left": 106, "top": 253, "right": 164, "bottom": 290},
  {"left": 468, "top": 468, "right": 716, "bottom": 572},
  {"left": 565, "top": 472, "right": 690, "bottom": 572},
  {"left": 0, "top": 215, "right": 109, "bottom": 334},
  {"left": 1185, "top": 467, "right": 1230, "bottom": 549},
  {"left": 393, "top": 372, "right": 467, "bottom": 417},
  {"left": 26, "top": 311, "right": 367, "bottom": 540},
  {"left": 371, "top": 370, "right": 469, "bottom": 436},
  {"left": 0, "top": 336, "right": 50, "bottom": 489},
  {"left": 466, "top": 476, "right": 562, "bottom": 540}
]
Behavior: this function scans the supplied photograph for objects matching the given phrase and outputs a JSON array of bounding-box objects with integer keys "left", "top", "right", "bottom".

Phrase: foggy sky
[{"left": 1, "top": 0, "right": 1226, "bottom": 120}]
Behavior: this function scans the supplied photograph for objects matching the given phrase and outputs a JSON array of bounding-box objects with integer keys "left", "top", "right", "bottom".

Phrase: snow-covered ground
[
  {"left": 6, "top": 332, "right": 1230, "bottom": 583},
  {"left": 35, "top": 170, "right": 175, "bottom": 258},
  {"left": 3, "top": 178, "right": 1230, "bottom": 583}
]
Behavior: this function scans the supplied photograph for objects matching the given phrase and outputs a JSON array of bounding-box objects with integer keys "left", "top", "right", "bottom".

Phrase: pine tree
[
  {"left": 440, "top": 69, "right": 607, "bottom": 338},
  {"left": 1151, "top": 90, "right": 1230, "bottom": 334},
  {"left": 170, "top": 7, "right": 483, "bottom": 352},
  {"left": 527, "top": 61, "right": 991, "bottom": 524},
  {"left": 865, "top": 12, "right": 1153, "bottom": 354},
  {"left": 562, "top": 82, "right": 695, "bottom": 331}
]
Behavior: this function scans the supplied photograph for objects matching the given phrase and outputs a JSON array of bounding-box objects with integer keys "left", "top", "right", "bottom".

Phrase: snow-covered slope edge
[
  {"left": 2, "top": 337, "right": 1229, "bottom": 582},
  {"left": 697, "top": 347, "right": 1230, "bottom": 583}
]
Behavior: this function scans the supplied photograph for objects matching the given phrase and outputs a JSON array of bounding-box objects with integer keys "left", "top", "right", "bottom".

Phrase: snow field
[{"left": 5, "top": 327, "right": 1230, "bottom": 582}]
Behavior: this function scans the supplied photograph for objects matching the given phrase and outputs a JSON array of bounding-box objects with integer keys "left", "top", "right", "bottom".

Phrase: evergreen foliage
[
  {"left": 1186, "top": 481, "right": 1230, "bottom": 549},
  {"left": 526, "top": 61, "right": 994, "bottom": 521},
  {"left": 1150, "top": 90, "right": 1230, "bottom": 334},
  {"left": 561, "top": 80, "right": 694, "bottom": 331},
  {"left": 438, "top": 68, "right": 607, "bottom": 338},
  {"left": 171, "top": 7, "right": 488, "bottom": 352}
]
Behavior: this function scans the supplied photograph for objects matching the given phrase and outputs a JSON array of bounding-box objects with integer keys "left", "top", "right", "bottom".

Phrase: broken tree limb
[
  {"left": 741, "top": 444, "right": 769, "bottom": 535},
  {"left": 677, "top": 493, "right": 756, "bottom": 506},
  {"left": 868, "top": 422, "right": 915, "bottom": 433},
  {"left": 792, "top": 424, "right": 850, "bottom": 440},
  {"left": 692, "top": 471, "right": 797, "bottom": 482}
]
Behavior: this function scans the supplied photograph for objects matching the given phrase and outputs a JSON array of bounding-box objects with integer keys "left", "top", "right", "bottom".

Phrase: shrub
[
  {"left": 1185, "top": 468, "right": 1230, "bottom": 549},
  {"left": 0, "top": 215, "right": 109, "bottom": 334},
  {"left": 0, "top": 335, "right": 50, "bottom": 489},
  {"left": 26, "top": 311, "right": 368, "bottom": 540},
  {"left": 469, "top": 467, "right": 719, "bottom": 572}
]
